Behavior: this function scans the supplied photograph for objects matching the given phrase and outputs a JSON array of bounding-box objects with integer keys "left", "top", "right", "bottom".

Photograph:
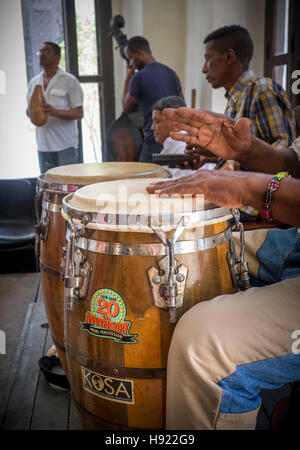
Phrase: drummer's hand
[
  {"left": 146, "top": 170, "right": 257, "bottom": 209},
  {"left": 171, "top": 145, "right": 218, "bottom": 170},
  {"left": 183, "top": 144, "right": 218, "bottom": 169},
  {"left": 172, "top": 156, "right": 211, "bottom": 171},
  {"left": 163, "top": 108, "right": 253, "bottom": 163}
]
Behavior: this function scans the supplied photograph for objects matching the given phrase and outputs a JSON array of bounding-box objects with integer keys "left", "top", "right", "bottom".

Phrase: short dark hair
[
  {"left": 204, "top": 25, "right": 253, "bottom": 65},
  {"left": 43, "top": 41, "right": 61, "bottom": 56},
  {"left": 152, "top": 96, "right": 186, "bottom": 112},
  {"left": 127, "top": 36, "right": 151, "bottom": 53}
]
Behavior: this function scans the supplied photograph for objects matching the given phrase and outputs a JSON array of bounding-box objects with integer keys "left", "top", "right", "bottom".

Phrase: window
[
  {"left": 22, "top": 0, "right": 115, "bottom": 166},
  {"left": 62, "top": 0, "right": 115, "bottom": 162},
  {"left": 265, "top": 0, "right": 300, "bottom": 108}
]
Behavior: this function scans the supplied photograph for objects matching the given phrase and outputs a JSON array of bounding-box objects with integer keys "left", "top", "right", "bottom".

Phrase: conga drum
[
  {"left": 61, "top": 178, "right": 235, "bottom": 429},
  {"left": 36, "top": 163, "right": 168, "bottom": 377}
]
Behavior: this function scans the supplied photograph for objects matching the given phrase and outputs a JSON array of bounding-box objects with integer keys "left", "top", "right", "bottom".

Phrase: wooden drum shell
[
  {"left": 38, "top": 163, "right": 169, "bottom": 379},
  {"left": 39, "top": 190, "right": 68, "bottom": 374},
  {"left": 64, "top": 220, "right": 234, "bottom": 429}
]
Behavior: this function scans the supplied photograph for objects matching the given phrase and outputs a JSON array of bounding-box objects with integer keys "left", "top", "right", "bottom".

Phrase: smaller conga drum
[
  {"left": 36, "top": 163, "right": 168, "bottom": 376},
  {"left": 61, "top": 178, "right": 235, "bottom": 429}
]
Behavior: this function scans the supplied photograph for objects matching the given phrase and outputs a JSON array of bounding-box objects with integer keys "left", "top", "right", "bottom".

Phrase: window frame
[
  {"left": 62, "top": 0, "right": 115, "bottom": 161},
  {"left": 264, "top": 0, "right": 300, "bottom": 108}
]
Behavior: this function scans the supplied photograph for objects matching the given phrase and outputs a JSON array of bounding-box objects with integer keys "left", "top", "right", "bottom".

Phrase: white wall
[
  {"left": 111, "top": 0, "right": 187, "bottom": 117},
  {"left": 184, "top": 0, "right": 214, "bottom": 110},
  {"left": 0, "top": 0, "right": 39, "bottom": 179},
  {"left": 184, "top": 0, "right": 265, "bottom": 113},
  {"left": 143, "top": 0, "right": 186, "bottom": 94},
  {"left": 111, "top": 0, "right": 144, "bottom": 118},
  {"left": 0, "top": 0, "right": 266, "bottom": 178},
  {"left": 112, "top": 0, "right": 265, "bottom": 117}
]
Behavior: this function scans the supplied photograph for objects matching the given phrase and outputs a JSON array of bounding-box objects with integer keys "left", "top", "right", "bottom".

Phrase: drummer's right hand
[
  {"left": 181, "top": 145, "right": 217, "bottom": 169},
  {"left": 185, "top": 143, "right": 215, "bottom": 158},
  {"left": 126, "top": 61, "right": 135, "bottom": 77}
]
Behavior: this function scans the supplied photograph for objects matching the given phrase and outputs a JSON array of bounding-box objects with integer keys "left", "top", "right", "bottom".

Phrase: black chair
[{"left": 0, "top": 179, "right": 36, "bottom": 270}]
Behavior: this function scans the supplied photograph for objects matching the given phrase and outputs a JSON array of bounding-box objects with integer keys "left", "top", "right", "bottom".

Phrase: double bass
[{"left": 106, "top": 15, "right": 143, "bottom": 162}]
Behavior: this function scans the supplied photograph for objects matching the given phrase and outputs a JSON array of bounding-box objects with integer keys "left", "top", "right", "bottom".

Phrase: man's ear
[{"left": 225, "top": 48, "right": 237, "bottom": 65}]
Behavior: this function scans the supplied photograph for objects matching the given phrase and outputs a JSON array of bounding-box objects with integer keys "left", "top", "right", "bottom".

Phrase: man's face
[
  {"left": 125, "top": 47, "right": 144, "bottom": 70},
  {"left": 39, "top": 44, "right": 60, "bottom": 68},
  {"left": 151, "top": 109, "right": 171, "bottom": 144},
  {"left": 202, "top": 40, "right": 228, "bottom": 89}
]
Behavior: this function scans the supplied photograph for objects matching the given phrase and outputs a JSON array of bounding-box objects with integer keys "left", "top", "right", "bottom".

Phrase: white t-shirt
[
  {"left": 161, "top": 137, "right": 215, "bottom": 178},
  {"left": 27, "top": 68, "right": 83, "bottom": 152}
]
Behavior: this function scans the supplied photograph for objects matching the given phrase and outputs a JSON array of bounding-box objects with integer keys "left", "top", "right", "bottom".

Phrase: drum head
[
  {"left": 44, "top": 162, "right": 168, "bottom": 185},
  {"left": 64, "top": 178, "right": 231, "bottom": 231},
  {"left": 68, "top": 177, "right": 206, "bottom": 212}
]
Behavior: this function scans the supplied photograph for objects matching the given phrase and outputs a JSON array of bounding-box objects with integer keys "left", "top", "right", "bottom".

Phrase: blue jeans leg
[
  {"left": 38, "top": 147, "right": 79, "bottom": 174},
  {"left": 56, "top": 147, "right": 79, "bottom": 166}
]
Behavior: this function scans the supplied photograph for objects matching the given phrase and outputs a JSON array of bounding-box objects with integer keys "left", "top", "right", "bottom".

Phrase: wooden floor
[
  {"left": 0, "top": 272, "right": 292, "bottom": 430},
  {"left": 0, "top": 273, "right": 83, "bottom": 430}
]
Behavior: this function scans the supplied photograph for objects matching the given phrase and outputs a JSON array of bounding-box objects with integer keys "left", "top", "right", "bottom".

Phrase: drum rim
[
  {"left": 62, "top": 192, "right": 232, "bottom": 228},
  {"left": 37, "top": 165, "right": 171, "bottom": 193},
  {"left": 37, "top": 174, "right": 84, "bottom": 193},
  {"left": 71, "top": 227, "right": 232, "bottom": 256}
]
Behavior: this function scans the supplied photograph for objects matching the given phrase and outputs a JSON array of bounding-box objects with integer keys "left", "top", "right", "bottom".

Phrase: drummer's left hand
[{"left": 163, "top": 107, "right": 253, "bottom": 164}]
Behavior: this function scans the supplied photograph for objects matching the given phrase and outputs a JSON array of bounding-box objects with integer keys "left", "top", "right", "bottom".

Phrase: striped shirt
[
  {"left": 219, "top": 70, "right": 296, "bottom": 216},
  {"left": 225, "top": 70, "right": 295, "bottom": 147}
]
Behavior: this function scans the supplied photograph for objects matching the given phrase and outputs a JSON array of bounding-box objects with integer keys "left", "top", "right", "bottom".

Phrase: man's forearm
[
  {"left": 122, "top": 79, "right": 130, "bottom": 108},
  {"left": 122, "top": 70, "right": 134, "bottom": 109},
  {"left": 147, "top": 170, "right": 300, "bottom": 227},
  {"left": 54, "top": 107, "right": 83, "bottom": 120},
  {"left": 243, "top": 174, "right": 300, "bottom": 227},
  {"left": 239, "top": 136, "right": 300, "bottom": 179}
]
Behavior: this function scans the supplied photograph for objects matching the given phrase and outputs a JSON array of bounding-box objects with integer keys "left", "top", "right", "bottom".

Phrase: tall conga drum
[
  {"left": 36, "top": 163, "right": 168, "bottom": 377},
  {"left": 62, "top": 178, "right": 235, "bottom": 429}
]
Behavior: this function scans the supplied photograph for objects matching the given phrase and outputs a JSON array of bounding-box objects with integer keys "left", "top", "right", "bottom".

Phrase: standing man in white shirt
[{"left": 26, "top": 42, "right": 84, "bottom": 173}]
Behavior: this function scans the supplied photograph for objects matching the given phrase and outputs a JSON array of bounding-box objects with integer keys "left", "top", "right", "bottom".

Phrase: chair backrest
[{"left": 0, "top": 179, "right": 35, "bottom": 224}]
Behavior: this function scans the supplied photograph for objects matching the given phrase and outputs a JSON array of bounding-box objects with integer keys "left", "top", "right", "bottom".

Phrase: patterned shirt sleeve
[{"left": 254, "top": 80, "right": 296, "bottom": 148}]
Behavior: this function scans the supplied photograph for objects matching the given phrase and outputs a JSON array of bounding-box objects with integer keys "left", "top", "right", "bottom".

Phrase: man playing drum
[{"left": 147, "top": 108, "right": 300, "bottom": 430}]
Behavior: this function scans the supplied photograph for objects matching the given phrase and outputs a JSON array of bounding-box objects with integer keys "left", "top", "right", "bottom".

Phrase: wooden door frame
[{"left": 62, "top": 0, "right": 115, "bottom": 161}]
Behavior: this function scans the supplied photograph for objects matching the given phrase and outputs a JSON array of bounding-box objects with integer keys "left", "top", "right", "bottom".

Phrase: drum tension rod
[
  {"left": 64, "top": 214, "right": 92, "bottom": 311},
  {"left": 34, "top": 187, "right": 49, "bottom": 270},
  {"left": 149, "top": 217, "right": 188, "bottom": 324},
  {"left": 228, "top": 209, "right": 250, "bottom": 291}
]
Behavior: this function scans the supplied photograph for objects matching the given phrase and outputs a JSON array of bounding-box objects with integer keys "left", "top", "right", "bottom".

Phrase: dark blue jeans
[
  {"left": 138, "top": 141, "right": 163, "bottom": 163},
  {"left": 251, "top": 227, "right": 300, "bottom": 287},
  {"left": 38, "top": 147, "right": 79, "bottom": 174}
]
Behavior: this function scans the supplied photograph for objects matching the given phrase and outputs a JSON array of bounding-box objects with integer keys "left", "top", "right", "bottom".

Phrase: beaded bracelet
[{"left": 260, "top": 171, "right": 291, "bottom": 222}]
